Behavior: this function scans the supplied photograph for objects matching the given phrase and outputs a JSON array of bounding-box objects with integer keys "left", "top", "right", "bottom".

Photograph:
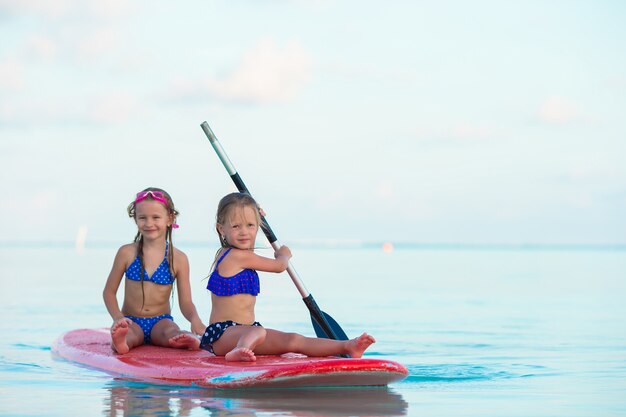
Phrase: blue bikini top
[
  {"left": 125, "top": 242, "right": 175, "bottom": 285},
  {"left": 207, "top": 248, "right": 260, "bottom": 296}
]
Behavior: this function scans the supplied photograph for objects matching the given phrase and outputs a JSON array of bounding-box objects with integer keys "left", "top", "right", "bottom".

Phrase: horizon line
[{"left": 1, "top": 239, "right": 625, "bottom": 252}]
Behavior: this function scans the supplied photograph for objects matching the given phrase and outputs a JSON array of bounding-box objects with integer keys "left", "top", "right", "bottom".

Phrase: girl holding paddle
[
  {"left": 200, "top": 192, "right": 375, "bottom": 362},
  {"left": 103, "top": 187, "right": 205, "bottom": 354}
]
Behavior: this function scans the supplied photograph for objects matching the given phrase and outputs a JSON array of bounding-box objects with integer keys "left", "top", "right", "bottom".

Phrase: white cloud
[
  {"left": 0, "top": 92, "right": 138, "bottom": 126},
  {"left": 88, "top": 92, "right": 138, "bottom": 124},
  {"left": 25, "top": 35, "right": 59, "bottom": 60},
  {"left": 87, "top": 0, "right": 133, "bottom": 18},
  {"left": 449, "top": 124, "right": 497, "bottom": 140},
  {"left": 0, "top": 58, "right": 25, "bottom": 91},
  {"left": 292, "top": 0, "right": 335, "bottom": 9},
  {"left": 374, "top": 181, "right": 395, "bottom": 200},
  {"left": 75, "top": 27, "right": 123, "bottom": 61},
  {"left": 1, "top": 0, "right": 132, "bottom": 68},
  {"left": 167, "top": 39, "right": 313, "bottom": 105},
  {"left": 1, "top": 101, "right": 58, "bottom": 125},
  {"left": 538, "top": 96, "right": 581, "bottom": 124},
  {"left": 0, "top": 0, "right": 131, "bottom": 19},
  {"left": 412, "top": 123, "right": 498, "bottom": 142},
  {"left": 0, "top": 0, "right": 73, "bottom": 17},
  {"left": 0, "top": 99, "right": 84, "bottom": 126}
]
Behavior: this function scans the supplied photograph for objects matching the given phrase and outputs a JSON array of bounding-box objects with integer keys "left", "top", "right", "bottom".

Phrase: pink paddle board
[{"left": 52, "top": 328, "right": 408, "bottom": 389}]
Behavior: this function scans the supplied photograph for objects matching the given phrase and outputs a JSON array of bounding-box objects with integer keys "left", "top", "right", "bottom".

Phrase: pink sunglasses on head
[{"left": 134, "top": 190, "right": 179, "bottom": 228}]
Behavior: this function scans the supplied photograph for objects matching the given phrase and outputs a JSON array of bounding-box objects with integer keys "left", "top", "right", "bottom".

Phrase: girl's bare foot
[
  {"left": 225, "top": 347, "right": 257, "bottom": 362},
  {"left": 111, "top": 320, "right": 130, "bottom": 354},
  {"left": 169, "top": 333, "right": 200, "bottom": 350},
  {"left": 346, "top": 333, "right": 376, "bottom": 358}
]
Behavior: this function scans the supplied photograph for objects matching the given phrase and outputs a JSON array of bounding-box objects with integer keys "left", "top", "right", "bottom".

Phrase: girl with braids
[
  {"left": 200, "top": 192, "right": 375, "bottom": 362},
  {"left": 103, "top": 188, "right": 205, "bottom": 354}
]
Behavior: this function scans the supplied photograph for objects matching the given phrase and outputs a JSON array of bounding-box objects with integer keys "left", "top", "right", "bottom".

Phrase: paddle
[{"left": 201, "top": 121, "right": 349, "bottom": 341}]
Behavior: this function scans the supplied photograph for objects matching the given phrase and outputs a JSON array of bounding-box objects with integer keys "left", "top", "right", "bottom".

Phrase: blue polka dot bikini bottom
[
  {"left": 200, "top": 320, "right": 262, "bottom": 354},
  {"left": 125, "top": 314, "right": 173, "bottom": 344}
]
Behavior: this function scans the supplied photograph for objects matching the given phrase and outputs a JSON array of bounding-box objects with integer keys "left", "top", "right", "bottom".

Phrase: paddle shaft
[{"left": 200, "top": 121, "right": 344, "bottom": 341}]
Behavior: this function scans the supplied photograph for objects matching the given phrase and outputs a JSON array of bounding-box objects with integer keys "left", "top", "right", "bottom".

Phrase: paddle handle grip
[
  {"left": 201, "top": 122, "right": 280, "bottom": 242},
  {"left": 201, "top": 121, "right": 309, "bottom": 298}
]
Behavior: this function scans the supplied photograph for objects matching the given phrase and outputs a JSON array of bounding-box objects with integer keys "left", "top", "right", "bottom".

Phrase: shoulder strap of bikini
[{"left": 216, "top": 247, "right": 232, "bottom": 266}]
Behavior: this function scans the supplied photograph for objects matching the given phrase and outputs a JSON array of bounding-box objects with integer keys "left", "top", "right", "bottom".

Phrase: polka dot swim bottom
[
  {"left": 125, "top": 314, "right": 174, "bottom": 344},
  {"left": 200, "top": 320, "right": 262, "bottom": 354}
]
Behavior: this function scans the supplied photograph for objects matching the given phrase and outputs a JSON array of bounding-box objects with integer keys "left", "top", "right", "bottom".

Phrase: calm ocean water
[{"left": 1, "top": 244, "right": 625, "bottom": 416}]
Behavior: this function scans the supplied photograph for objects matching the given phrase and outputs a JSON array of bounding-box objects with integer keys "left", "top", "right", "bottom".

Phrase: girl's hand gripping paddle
[{"left": 201, "top": 121, "right": 349, "bottom": 342}]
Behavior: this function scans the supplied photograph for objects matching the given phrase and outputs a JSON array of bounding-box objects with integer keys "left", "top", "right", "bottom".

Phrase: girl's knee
[
  {"left": 151, "top": 320, "right": 179, "bottom": 344},
  {"left": 233, "top": 326, "right": 266, "bottom": 351},
  {"left": 253, "top": 326, "right": 267, "bottom": 342},
  {"left": 126, "top": 323, "right": 146, "bottom": 345}
]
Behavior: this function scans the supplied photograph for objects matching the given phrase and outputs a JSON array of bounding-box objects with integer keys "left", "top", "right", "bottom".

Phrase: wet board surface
[{"left": 52, "top": 328, "right": 408, "bottom": 389}]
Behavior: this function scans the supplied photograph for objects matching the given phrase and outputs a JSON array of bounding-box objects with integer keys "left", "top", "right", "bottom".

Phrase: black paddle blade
[
  {"left": 303, "top": 294, "right": 348, "bottom": 340},
  {"left": 311, "top": 311, "right": 349, "bottom": 341}
]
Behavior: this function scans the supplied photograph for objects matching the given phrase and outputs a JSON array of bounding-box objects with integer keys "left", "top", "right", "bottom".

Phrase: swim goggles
[
  {"left": 134, "top": 190, "right": 179, "bottom": 228},
  {"left": 135, "top": 190, "right": 168, "bottom": 205}
]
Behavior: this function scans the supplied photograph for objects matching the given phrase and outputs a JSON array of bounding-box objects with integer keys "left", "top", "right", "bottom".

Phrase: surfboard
[{"left": 52, "top": 328, "right": 408, "bottom": 389}]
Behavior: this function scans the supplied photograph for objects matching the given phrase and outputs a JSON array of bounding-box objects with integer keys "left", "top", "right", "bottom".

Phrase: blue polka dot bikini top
[
  {"left": 125, "top": 242, "right": 175, "bottom": 285},
  {"left": 207, "top": 248, "right": 260, "bottom": 296}
]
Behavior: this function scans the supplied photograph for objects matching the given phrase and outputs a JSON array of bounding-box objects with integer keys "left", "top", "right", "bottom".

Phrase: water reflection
[{"left": 103, "top": 380, "right": 408, "bottom": 416}]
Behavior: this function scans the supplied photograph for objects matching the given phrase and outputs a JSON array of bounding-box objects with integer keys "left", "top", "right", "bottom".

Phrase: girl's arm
[
  {"left": 102, "top": 245, "right": 133, "bottom": 322},
  {"left": 174, "top": 250, "right": 206, "bottom": 335},
  {"left": 235, "top": 245, "right": 292, "bottom": 273}
]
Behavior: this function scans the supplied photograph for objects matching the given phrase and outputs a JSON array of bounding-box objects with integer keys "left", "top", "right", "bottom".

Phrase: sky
[{"left": 1, "top": 0, "right": 625, "bottom": 246}]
